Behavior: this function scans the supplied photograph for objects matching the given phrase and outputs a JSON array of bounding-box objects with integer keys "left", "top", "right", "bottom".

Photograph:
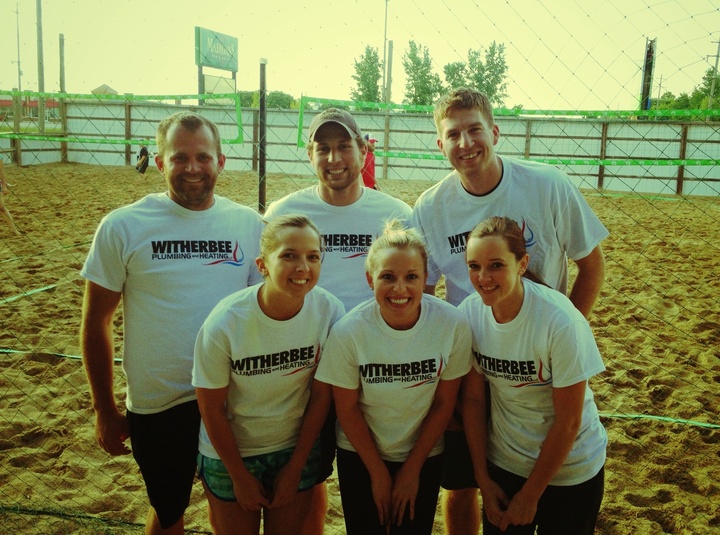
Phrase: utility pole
[
  {"left": 13, "top": 2, "right": 23, "bottom": 118},
  {"left": 655, "top": 75, "right": 663, "bottom": 110},
  {"left": 707, "top": 37, "right": 720, "bottom": 108},
  {"left": 36, "top": 0, "right": 46, "bottom": 132},
  {"left": 382, "top": 40, "right": 393, "bottom": 181},
  {"left": 59, "top": 33, "right": 68, "bottom": 163},
  {"left": 382, "top": 0, "right": 389, "bottom": 103}
]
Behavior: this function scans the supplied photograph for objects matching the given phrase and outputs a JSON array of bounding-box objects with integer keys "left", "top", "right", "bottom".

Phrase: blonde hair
[
  {"left": 365, "top": 219, "right": 428, "bottom": 274},
  {"left": 260, "top": 214, "right": 322, "bottom": 260},
  {"left": 433, "top": 87, "right": 494, "bottom": 134}
]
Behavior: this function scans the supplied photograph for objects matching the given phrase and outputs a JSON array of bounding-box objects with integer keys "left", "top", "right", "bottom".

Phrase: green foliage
[
  {"left": 651, "top": 68, "right": 720, "bottom": 120},
  {"left": 443, "top": 62, "right": 469, "bottom": 93},
  {"left": 351, "top": 45, "right": 382, "bottom": 103},
  {"left": 673, "top": 92, "right": 691, "bottom": 110},
  {"left": 468, "top": 42, "right": 509, "bottom": 106},
  {"left": 441, "top": 42, "right": 509, "bottom": 106},
  {"left": 401, "top": 40, "right": 509, "bottom": 107},
  {"left": 267, "top": 91, "right": 296, "bottom": 109},
  {"left": 237, "top": 90, "right": 296, "bottom": 109},
  {"left": 656, "top": 69, "right": 719, "bottom": 109},
  {"left": 238, "top": 90, "right": 255, "bottom": 107},
  {"left": 402, "top": 41, "right": 443, "bottom": 106}
]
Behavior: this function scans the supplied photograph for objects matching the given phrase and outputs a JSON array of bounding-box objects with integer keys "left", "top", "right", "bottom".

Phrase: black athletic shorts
[
  {"left": 482, "top": 464, "right": 604, "bottom": 534},
  {"left": 127, "top": 400, "right": 201, "bottom": 529},
  {"left": 337, "top": 448, "right": 442, "bottom": 535},
  {"left": 440, "top": 429, "right": 479, "bottom": 490}
]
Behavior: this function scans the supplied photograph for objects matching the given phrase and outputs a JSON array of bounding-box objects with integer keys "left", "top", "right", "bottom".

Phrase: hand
[
  {"left": 479, "top": 478, "right": 510, "bottom": 528},
  {"left": 232, "top": 473, "right": 271, "bottom": 511},
  {"left": 498, "top": 488, "right": 537, "bottom": 530},
  {"left": 94, "top": 409, "right": 130, "bottom": 456},
  {"left": 269, "top": 462, "right": 302, "bottom": 508},
  {"left": 370, "top": 468, "right": 393, "bottom": 528},
  {"left": 391, "top": 464, "right": 420, "bottom": 526}
]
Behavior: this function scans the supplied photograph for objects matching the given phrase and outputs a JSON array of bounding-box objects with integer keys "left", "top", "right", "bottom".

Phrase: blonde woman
[{"left": 316, "top": 220, "right": 472, "bottom": 534}]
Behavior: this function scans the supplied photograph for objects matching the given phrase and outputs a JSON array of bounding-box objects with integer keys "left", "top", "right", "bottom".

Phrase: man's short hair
[
  {"left": 433, "top": 88, "right": 494, "bottom": 134},
  {"left": 156, "top": 112, "right": 222, "bottom": 158}
]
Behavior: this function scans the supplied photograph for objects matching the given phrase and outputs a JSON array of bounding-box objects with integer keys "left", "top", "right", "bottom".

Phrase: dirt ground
[{"left": 1, "top": 163, "right": 718, "bottom": 533}]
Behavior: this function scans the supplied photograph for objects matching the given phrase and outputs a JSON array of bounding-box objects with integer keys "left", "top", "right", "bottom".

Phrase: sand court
[{"left": 1, "top": 163, "right": 718, "bottom": 533}]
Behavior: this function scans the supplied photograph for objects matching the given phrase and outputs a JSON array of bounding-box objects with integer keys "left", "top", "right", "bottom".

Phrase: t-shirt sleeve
[
  {"left": 411, "top": 204, "right": 442, "bottom": 287},
  {"left": 329, "top": 298, "right": 347, "bottom": 326},
  {"left": 394, "top": 200, "right": 413, "bottom": 225},
  {"left": 548, "top": 319, "right": 605, "bottom": 388},
  {"left": 557, "top": 179, "right": 609, "bottom": 261},
  {"left": 315, "top": 326, "right": 359, "bottom": 389},
  {"left": 80, "top": 218, "right": 127, "bottom": 292},
  {"left": 192, "top": 318, "right": 232, "bottom": 389},
  {"left": 441, "top": 314, "right": 473, "bottom": 380}
]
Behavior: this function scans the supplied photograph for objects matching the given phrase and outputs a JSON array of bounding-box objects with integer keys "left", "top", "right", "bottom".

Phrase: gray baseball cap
[{"left": 308, "top": 108, "right": 363, "bottom": 142}]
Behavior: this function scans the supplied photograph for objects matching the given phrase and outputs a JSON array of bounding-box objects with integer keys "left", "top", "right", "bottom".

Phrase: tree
[
  {"left": 697, "top": 67, "right": 720, "bottom": 107},
  {"left": 238, "top": 90, "right": 255, "bottom": 107},
  {"left": 466, "top": 42, "right": 509, "bottom": 106},
  {"left": 440, "top": 42, "right": 509, "bottom": 106},
  {"left": 236, "top": 90, "right": 296, "bottom": 109},
  {"left": 654, "top": 69, "right": 720, "bottom": 111},
  {"left": 402, "top": 41, "right": 443, "bottom": 106},
  {"left": 654, "top": 91, "right": 676, "bottom": 111},
  {"left": 673, "top": 92, "right": 692, "bottom": 110},
  {"left": 267, "top": 91, "right": 296, "bottom": 109},
  {"left": 351, "top": 45, "right": 382, "bottom": 103},
  {"left": 443, "top": 61, "right": 469, "bottom": 92}
]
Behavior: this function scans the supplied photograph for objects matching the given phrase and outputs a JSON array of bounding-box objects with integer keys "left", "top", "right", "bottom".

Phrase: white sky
[{"left": 1, "top": 0, "right": 718, "bottom": 110}]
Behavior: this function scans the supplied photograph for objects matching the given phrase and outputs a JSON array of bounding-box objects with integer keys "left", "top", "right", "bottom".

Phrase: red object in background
[{"left": 361, "top": 150, "right": 377, "bottom": 189}]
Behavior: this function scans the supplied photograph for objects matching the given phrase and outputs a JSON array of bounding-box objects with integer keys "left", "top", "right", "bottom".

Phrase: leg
[
  {"left": 265, "top": 487, "right": 314, "bottom": 535},
  {"left": 337, "top": 448, "right": 387, "bottom": 535},
  {"left": 0, "top": 197, "right": 20, "bottom": 235},
  {"left": 144, "top": 507, "right": 185, "bottom": 535},
  {"left": 482, "top": 464, "right": 535, "bottom": 535},
  {"left": 440, "top": 429, "right": 481, "bottom": 535},
  {"left": 201, "top": 479, "right": 261, "bottom": 535},
  {"left": 391, "top": 455, "right": 442, "bottom": 535},
  {"left": 301, "top": 482, "right": 328, "bottom": 535},
  {"left": 535, "top": 466, "right": 605, "bottom": 535},
  {"left": 302, "top": 403, "right": 337, "bottom": 534},
  {"left": 442, "top": 488, "right": 480, "bottom": 535},
  {"left": 128, "top": 401, "right": 201, "bottom": 533}
]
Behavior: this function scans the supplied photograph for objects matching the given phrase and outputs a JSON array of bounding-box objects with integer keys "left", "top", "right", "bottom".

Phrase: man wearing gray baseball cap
[{"left": 264, "top": 107, "right": 412, "bottom": 533}]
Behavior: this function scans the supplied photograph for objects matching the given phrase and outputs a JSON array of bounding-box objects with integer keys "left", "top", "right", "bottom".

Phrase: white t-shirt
[
  {"left": 459, "top": 280, "right": 607, "bottom": 485},
  {"left": 412, "top": 157, "right": 609, "bottom": 305},
  {"left": 315, "top": 294, "right": 473, "bottom": 462},
  {"left": 81, "top": 193, "right": 264, "bottom": 414},
  {"left": 193, "top": 284, "right": 345, "bottom": 459},
  {"left": 193, "top": 284, "right": 345, "bottom": 458},
  {"left": 264, "top": 185, "right": 412, "bottom": 311}
]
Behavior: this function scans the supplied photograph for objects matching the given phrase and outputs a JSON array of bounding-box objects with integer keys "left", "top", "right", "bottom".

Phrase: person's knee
[
  {"left": 146, "top": 506, "right": 185, "bottom": 534},
  {"left": 302, "top": 483, "right": 328, "bottom": 535},
  {"left": 444, "top": 487, "right": 479, "bottom": 509},
  {"left": 442, "top": 489, "right": 481, "bottom": 534}
]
